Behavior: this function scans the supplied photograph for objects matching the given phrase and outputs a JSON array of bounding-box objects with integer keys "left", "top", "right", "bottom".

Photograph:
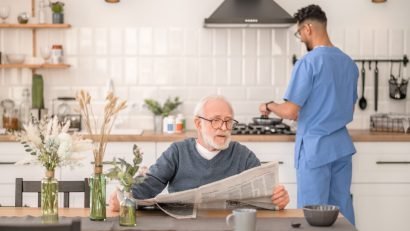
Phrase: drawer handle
[
  {"left": 261, "top": 161, "right": 284, "bottom": 165},
  {"left": 0, "top": 162, "right": 16, "bottom": 165},
  {"left": 376, "top": 161, "right": 410, "bottom": 165},
  {"left": 91, "top": 161, "right": 121, "bottom": 165}
]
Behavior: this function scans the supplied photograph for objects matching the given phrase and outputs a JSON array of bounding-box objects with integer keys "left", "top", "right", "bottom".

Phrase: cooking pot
[{"left": 252, "top": 116, "right": 282, "bottom": 125}]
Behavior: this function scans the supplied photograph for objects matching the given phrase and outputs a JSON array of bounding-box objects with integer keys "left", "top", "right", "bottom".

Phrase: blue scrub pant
[{"left": 297, "top": 152, "right": 355, "bottom": 225}]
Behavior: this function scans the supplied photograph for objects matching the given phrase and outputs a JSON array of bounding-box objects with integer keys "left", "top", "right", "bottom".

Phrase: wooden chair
[
  {"left": 0, "top": 219, "right": 81, "bottom": 231},
  {"left": 15, "top": 178, "right": 90, "bottom": 208}
]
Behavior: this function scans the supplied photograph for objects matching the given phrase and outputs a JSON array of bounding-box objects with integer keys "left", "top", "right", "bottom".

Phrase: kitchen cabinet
[
  {"left": 0, "top": 142, "right": 44, "bottom": 207},
  {"left": 351, "top": 142, "right": 410, "bottom": 231}
]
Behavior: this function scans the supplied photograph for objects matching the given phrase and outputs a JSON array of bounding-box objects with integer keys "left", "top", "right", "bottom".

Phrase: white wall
[{"left": 1, "top": 0, "right": 409, "bottom": 130}]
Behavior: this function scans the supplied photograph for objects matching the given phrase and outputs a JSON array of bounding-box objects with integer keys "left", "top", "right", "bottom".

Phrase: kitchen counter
[{"left": 1, "top": 129, "right": 409, "bottom": 142}]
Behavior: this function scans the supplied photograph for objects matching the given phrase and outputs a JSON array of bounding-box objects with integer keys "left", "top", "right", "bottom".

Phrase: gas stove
[{"left": 232, "top": 123, "right": 295, "bottom": 135}]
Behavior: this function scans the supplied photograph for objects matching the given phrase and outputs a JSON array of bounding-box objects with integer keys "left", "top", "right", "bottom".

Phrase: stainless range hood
[{"left": 204, "top": 0, "right": 296, "bottom": 28}]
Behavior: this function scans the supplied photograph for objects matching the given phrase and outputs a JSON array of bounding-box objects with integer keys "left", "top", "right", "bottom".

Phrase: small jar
[
  {"left": 1, "top": 99, "right": 18, "bottom": 130},
  {"left": 51, "top": 44, "right": 63, "bottom": 64},
  {"left": 3, "top": 109, "right": 19, "bottom": 130}
]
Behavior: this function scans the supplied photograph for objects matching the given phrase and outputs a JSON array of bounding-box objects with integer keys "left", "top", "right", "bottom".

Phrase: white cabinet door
[
  {"left": 0, "top": 142, "right": 46, "bottom": 207},
  {"left": 352, "top": 184, "right": 410, "bottom": 231},
  {"left": 242, "top": 142, "right": 297, "bottom": 209}
]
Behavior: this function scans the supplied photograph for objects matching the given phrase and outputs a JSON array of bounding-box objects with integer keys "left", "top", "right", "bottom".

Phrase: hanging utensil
[
  {"left": 374, "top": 61, "right": 379, "bottom": 111},
  {"left": 358, "top": 61, "right": 367, "bottom": 110}
]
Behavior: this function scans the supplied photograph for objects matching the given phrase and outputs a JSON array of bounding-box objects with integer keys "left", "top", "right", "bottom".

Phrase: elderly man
[{"left": 109, "top": 95, "right": 289, "bottom": 211}]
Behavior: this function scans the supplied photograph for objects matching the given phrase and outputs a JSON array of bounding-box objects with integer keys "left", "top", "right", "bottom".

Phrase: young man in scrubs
[{"left": 258, "top": 4, "right": 358, "bottom": 225}]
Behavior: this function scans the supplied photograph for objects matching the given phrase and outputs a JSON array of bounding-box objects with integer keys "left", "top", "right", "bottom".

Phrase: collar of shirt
[{"left": 195, "top": 141, "right": 220, "bottom": 160}]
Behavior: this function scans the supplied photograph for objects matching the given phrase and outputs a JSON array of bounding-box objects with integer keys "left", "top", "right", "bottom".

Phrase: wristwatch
[{"left": 265, "top": 101, "right": 274, "bottom": 112}]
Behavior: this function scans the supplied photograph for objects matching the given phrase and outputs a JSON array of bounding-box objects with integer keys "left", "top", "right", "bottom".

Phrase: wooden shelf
[
  {"left": 0, "top": 23, "right": 71, "bottom": 29},
  {"left": 0, "top": 63, "right": 71, "bottom": 69}
]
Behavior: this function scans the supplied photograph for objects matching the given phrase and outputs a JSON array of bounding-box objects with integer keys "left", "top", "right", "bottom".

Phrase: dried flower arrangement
[
  {"left": 76, "top": 90, "right": 127, "bottom": 174},
  {"left": 15, "top": 116, "right": 91, "bottom": 172}
]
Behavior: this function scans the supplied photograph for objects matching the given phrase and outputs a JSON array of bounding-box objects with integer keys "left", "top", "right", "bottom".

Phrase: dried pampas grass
[{"left": 76, "top": 90, "right": 127, "bottom": 173}]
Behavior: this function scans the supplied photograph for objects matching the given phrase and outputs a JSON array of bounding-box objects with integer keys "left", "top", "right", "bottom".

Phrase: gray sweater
[{"left": 132, "top": 138, "right": 261, "bottom": 199}]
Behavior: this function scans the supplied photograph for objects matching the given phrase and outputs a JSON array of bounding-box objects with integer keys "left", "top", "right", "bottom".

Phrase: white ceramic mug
[{"left": 226, "top": 208, "right": 257, "bottom": 231}]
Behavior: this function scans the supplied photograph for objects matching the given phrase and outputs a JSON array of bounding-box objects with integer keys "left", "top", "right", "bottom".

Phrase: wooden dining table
[{"left": 0, "top": 207, "right": 356, "bottom": 231}]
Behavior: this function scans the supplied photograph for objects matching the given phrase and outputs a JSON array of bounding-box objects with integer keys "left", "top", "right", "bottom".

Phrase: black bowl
[{"left": 303, "top": 205, "right": 339, "bottom": 227}]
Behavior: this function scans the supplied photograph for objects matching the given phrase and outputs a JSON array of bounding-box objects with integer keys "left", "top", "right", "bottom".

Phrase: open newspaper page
[{"left": 136, "top": 161, "right": 279, "bottom": 219}]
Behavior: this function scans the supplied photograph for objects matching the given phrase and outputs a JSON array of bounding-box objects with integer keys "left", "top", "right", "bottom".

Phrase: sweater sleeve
[
  {"left": 132, "top": 144, "right": 178, "bottom": 199},
  {"left": 245, "top": 150, "right": 261, "bottom": 170}
]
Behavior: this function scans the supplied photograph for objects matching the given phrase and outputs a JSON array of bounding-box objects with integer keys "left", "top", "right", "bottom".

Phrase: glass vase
[
  {"left": 89, "top": 172, "right": 106, "bottom": 221},
  {"left": 153, "top": 115, "right": 163, "bottom": 133},
  {"left": 120, "top": 191, "right": 136, "bottom": 226},
  {"left": 41, "top": 170, "right": 58, "bottom": 222}
]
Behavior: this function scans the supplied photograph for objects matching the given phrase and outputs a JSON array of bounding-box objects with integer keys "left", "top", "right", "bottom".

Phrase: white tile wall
[{"left": 1, "top": 2, "right": 410, "bottom": 131}]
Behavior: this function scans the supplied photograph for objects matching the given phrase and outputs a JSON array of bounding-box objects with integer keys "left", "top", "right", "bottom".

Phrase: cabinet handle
[
  {"left": 261, "top": 161, "right": 284, "bottom": 165},
  {"left": 376, "top": 161, "right": 410, "bottom": 165},
  {"left": 90, "top": 161, "right": 121, "bottom": 165},
  {"left": 0, "top": 162, "right": 16, "bottom": 165}
]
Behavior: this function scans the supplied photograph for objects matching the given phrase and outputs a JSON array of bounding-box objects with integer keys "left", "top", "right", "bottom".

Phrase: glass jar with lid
[{"left": 1, "top": 99, "right": 19, "bottom": 130}]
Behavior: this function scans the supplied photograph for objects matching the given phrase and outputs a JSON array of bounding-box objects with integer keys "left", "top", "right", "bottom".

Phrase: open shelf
[
  {"left": 0, "top": 23, "right": 71, "bottom": 29},
  {"left": 0, "top": 63, "right": 71, "bottom": 69}
]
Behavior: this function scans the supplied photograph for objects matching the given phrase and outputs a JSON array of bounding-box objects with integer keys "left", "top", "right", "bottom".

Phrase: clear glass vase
[
  {"left": 41, "top": 170, "right": 58, "bottom": 222},
  {"left": 120, "top": 191, "right": 136, "bottom": 226},
  {"left": 89, "top": 172, "right": 106, "bottom": 221}
]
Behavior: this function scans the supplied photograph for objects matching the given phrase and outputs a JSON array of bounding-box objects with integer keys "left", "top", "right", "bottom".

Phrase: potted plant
[
  {"left": 144, "top": 97, "right": 182, "bottom": 132},
  {"left": 49, "top": 1, "right": 64, "bottom": 24},
  {"left": 105, "top": 144, "right": 144, "bottom": 226}
]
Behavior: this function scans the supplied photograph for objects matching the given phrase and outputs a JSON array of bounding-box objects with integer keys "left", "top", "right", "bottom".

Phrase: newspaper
[{"left": 137, "top": 161, "right": 279, "bottom": 219}]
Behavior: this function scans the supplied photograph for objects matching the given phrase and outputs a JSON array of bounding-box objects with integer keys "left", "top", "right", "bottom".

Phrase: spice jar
[
  {"left": 1, "top": 99, "right": 19, "bottom": 130},
  {"left": 51, "top": 44, "right": 63, "bottom": 64}
]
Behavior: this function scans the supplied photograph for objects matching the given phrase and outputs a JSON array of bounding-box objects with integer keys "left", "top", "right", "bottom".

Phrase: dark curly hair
[{"left": 294, "top": 4, "right": 327, "bottom": 24}]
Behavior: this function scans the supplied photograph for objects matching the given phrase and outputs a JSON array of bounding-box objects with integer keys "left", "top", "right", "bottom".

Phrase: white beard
[{"left": 200, "top": 126, "right": 231, "bottom": 151}]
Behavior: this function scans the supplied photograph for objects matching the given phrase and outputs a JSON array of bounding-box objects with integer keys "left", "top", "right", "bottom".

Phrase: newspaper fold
[{"left": 137, "top": 161, "right": 279, "bottom": 219}]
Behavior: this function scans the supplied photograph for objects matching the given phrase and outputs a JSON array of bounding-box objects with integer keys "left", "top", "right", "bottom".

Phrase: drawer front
[{"left": 353, "top": 142, "right": 410, "bottom": 183}]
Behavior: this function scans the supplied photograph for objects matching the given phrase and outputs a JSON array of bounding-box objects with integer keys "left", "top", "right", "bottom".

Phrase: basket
[{"left": 370, "top": 113, "right": 410, "bottom": 133}]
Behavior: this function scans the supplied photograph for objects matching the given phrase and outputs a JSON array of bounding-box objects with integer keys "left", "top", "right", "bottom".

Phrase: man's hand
[
  {"left": 259, "top": 102, "right": 271, "bottom": 116},
  {"left": 108, "top": 188, "right": 120, "bottom": 212},
  {"left": 271, "top": 184, "right": 289, "bottom": 210}
]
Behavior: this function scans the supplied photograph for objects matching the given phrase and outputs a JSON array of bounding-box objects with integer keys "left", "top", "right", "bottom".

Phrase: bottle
[
  {"left": 38, "top": 0, "right": 47, "bottom": 24},
  {"left": 166, "top": 115, "right": 175, "bottom": 134},
  {"left": 19, "top": 88, "right": 31, "bottom": 128},
  {"left": 175, "top": 114, "right": 185, "bottom": 133},
  {"left": 162, "top": 116, "right": 168, "bottom": 133},
  {"left": 32, "top": 74, "right": 44, "bottom": 109}
]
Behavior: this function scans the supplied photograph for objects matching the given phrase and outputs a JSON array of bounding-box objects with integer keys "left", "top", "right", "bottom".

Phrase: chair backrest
[
  {"left": 15, "top": 178, "right": 90, "bottom": 208},
  {"left": 0, "top": 219, "right": 81, "bottom": 231}
]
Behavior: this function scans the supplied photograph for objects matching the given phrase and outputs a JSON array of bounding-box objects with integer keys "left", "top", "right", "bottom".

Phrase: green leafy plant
[
  {"left": 144, "top": 97, "right": 182, "bottom": 117},
  {"left": 50, "top": 1, "right": 64, "bottom": 13},
  {"left": 105, "top": 144, "right": 144, "bottom": 192}
]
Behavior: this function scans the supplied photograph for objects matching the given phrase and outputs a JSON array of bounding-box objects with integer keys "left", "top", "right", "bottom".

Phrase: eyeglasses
[
  {"left": 294, "top": 23, "right": 311, "bottom": 39},
  {"left": 197, "top": 116, "right": 239, "bottom": 130}
]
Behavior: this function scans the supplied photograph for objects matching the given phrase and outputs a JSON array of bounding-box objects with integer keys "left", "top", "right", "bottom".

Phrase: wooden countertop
[{"left": 1, "top": 130, "right": 409, "bottom": 142}]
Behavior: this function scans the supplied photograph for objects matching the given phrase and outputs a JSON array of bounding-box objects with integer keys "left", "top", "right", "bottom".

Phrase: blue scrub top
[{"left": 284, "top": 46, "right": 358, "bottom": 168}]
